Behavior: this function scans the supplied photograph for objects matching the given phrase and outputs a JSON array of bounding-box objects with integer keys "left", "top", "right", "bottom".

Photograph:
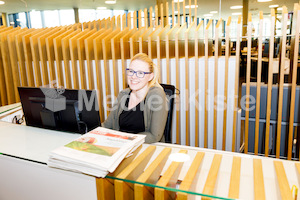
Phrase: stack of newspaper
[{"left": 48, "top": 127, "right": 145, "bottom": 177}]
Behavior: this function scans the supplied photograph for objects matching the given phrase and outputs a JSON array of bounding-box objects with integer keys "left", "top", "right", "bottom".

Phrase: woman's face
[{"left": 127, "top": 59, "right": 154, "bottom": 92}]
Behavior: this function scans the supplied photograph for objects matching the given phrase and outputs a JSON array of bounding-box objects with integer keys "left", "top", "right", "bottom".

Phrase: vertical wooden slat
[
  {"left": 160, "top": 3, "right": 164, "bottom": 27},
  {"left": 195, "top": 20, "right": 204, "bottom": 147},
  {"left": 149, "top": 7, "right": 153, "bottom": 28},
  {"left": 157, "top": 25, "right": 171, "bottom": 83},
  {"left": 138, "top": 9, "right": 142, "bottom": 28},
  {"left": 222, "top": 17, "right": 231, "bottom": 151},
  {"left": 228, "top": 156, "right": 241, "bottom": 199},
  {"left": 166, "top": 2, "right": 169, "bottom": 27},
  {"left": 122, "top": 13, "right": 126, "bottom": 30},
  {"left": 204, "top": 19, "right": 213, "bottom": 148},
  {"left": 287, "top": 4, "right": 300, "bottom": 160},
  {"left": 185, "top": 21, "right": 196, "bottom": 145},
  {"left": 177, "top": 0, "right": 180, "bottom": 25},
  {"left": 130, "top": 27, "right": 146, "bottom": 59},
  {"left": 188, "top": 0, "right": 192, "bottom": 24},
  {"left": 177, "top": 152, "right": 204, "bottom": 200},
  {"left": 276, "top": 6, "right": 288, "bottom": 158},
  {"left": 117, "top": 15, "right": 121, "bottom": 29},
  {"left": 127, "top": 12, "right": 131, "bottom": 29},
  {"left": 144, "top": 8, "right": 148, "bottom": 28},
  {"left": 244, "top": 13, "right": 252, "bottom": 154},
  {"left": 172, "top": 1, "right": 175, "bottom": 27},
  {"left": 274, "top": 161, "right": 293, "bottom": 200},
  {"left": 194, "top": 0, "right": 197, "bottom": 23},
  {"left": 265, "top": 9, "right": 276, "bottom": 157},
  {"left": 154, "top": 149, "right": 188, "bottom": 200},
  {"left": 139, "top": 26, "right": 153, "bottom": 54},
  {"left": 155, "top": 5, "right": 159, "bottom": 27},
  {"left": 133, "top": 11, "right": 137, "bottom": 29},
  {"left": 148, "top": 25, "right": 162, "bottom": 59},
  {"left": 254, "top": 12, "right": 264, "bottom": 155},
  {"left": 96, "top": 178, "right": 115, "bottom": 200},
  {"left": 134, "top": 148, "right": 172, "bottom": 200},
  {"left": 213, "top": 19, "right": 222, "bottom": 149},
  {"left": 253, "top": 159, "right": 265, "bottom": 200},
  {"left": 175, "top": 23, "right": 187, "bottom": 144},
  {"left": 202, "top": 154, "right": 222, "bottom": 197},
  {"left": 183, "top": 0, "right": 185, "bottom": 24},
  {"left": 232, "top": 15, "right": 242, "bottom": 152}
]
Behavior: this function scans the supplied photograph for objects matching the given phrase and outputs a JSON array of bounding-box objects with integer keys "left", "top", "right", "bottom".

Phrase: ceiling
[{"left": 0, "top": 0, "right": 299, "bottom": 20}]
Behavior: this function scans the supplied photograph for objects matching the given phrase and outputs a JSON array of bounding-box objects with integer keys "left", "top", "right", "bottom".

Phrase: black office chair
[{"left": 160, "top": 83, "right": 176, "bottom": 143}]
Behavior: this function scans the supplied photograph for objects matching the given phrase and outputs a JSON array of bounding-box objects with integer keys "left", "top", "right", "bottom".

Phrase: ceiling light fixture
[
  {"left": 232, "top": 12, "right": 242, "bottom": 15},
  {"left": 0, "top": 1, "right": 5, "bottom": 5},
  {"left": 230, "top": 5, "right": 243, "bottom": 9},
  {"left": 97, "top": 7, "right": 107, "bottom": 10},
  {"left": 185, "top": 5, "right": 198, "bottom": 9},
  {"left": 257, "top": 0, "right": 272, "bottom": 2},
  {"left": 210, "top": 11, "right": 218, "bottom": 14},
  {"left": 277, "top": 7, "right": 283, "bottom": 10},
  {"left": 204, "top": 14, "right": 213, "bottom": 17},
  {"left": 269, "top": 4, "right": 278, "bottom": 8},
  {"left": 174, "top": 0, "right": 184, "bottom": 2},
  {"left": 105, "top": 0, "right": 116, "bottom": 4}
]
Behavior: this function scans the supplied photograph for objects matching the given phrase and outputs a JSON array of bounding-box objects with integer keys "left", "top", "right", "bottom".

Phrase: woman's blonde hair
[{"left": 130, "top": 53, "right": 160, "bottom": 88}]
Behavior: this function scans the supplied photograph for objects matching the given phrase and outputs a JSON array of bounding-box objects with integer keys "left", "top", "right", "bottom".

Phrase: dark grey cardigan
[{"left": 102, "top": 85, "right": 168, "bottom": 143}]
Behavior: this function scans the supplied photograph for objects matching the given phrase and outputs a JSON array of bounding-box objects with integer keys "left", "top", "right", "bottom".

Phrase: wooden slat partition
[
  {"left": 134, "top": 148, "right": 172, "bottom": 200},
  {"left": 61, "top": 29, "right": 81, "bottom": 88},
  {"left": 154, "top": 149, "right": 187, "bottom": 200},
  {"left": 111, "top": 27, "right": 130, "bottom": 95},
  {"left": 139, "top": 26, "right": 154, "bottom": 54},
  {"left": 130, "top": 27, "right": 146, "bottom": 59},
  {"left": 264, "top": 9, "right": 276, "bottom": 157},
  {"left": 156, "top": 24, "right": 171, "bottom": 82},
  {"left": 148, "top": 25, "right": 163, "bottom": 59},
  {"left": 254, "top": 12, "right": 263, "bottom": 155},
  {"left": 69, "top": 29, "right": 90, "bottom": 89},
  {"left": 1, "top": 27, "right": 21, "bottom": 104},
  {"left": 102, "top": 28, "right": 121, "bottom": 105},
  {"left": 30, "top": 28, "right": 55, "bottom": 87},
  {"left": 276, "top": 6, "right": 288, "bottom": 158},
  {"left": 45, "top": 28, "right": 67, "bottom": 85}
]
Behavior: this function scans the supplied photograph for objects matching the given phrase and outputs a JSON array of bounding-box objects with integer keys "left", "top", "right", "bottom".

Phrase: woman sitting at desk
[{"left": 102, "top": 53, "right": 168, "bottom": 143}]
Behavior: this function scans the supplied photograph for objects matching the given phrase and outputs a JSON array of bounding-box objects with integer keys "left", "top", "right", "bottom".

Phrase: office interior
[{"left": 1, "top": 0, "right": 300, "bottom": 199}]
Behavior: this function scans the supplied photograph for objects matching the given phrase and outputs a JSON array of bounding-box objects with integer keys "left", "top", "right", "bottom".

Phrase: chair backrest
[{"left": 160, "top": 84, "right": 175, "bottom": 143}]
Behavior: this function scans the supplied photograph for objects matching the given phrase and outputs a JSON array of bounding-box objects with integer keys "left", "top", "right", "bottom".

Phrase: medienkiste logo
[{"left": 40, "top": 81, "right": 66, "bottom": 112}]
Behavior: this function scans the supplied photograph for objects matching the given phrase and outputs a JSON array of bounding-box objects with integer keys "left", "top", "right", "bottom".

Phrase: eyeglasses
[{"left": 126, "top": 68, "right": 152, "bottom": 78}]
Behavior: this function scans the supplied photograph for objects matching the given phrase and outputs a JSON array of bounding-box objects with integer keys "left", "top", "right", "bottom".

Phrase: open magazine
[{"left": 48, "top": 127, "right": 145, "bottom": 177}]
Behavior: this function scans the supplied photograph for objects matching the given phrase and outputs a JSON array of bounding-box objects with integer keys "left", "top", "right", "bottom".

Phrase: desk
[{"left": 1, "top": 121, "right": 300, "bottom": 199}]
